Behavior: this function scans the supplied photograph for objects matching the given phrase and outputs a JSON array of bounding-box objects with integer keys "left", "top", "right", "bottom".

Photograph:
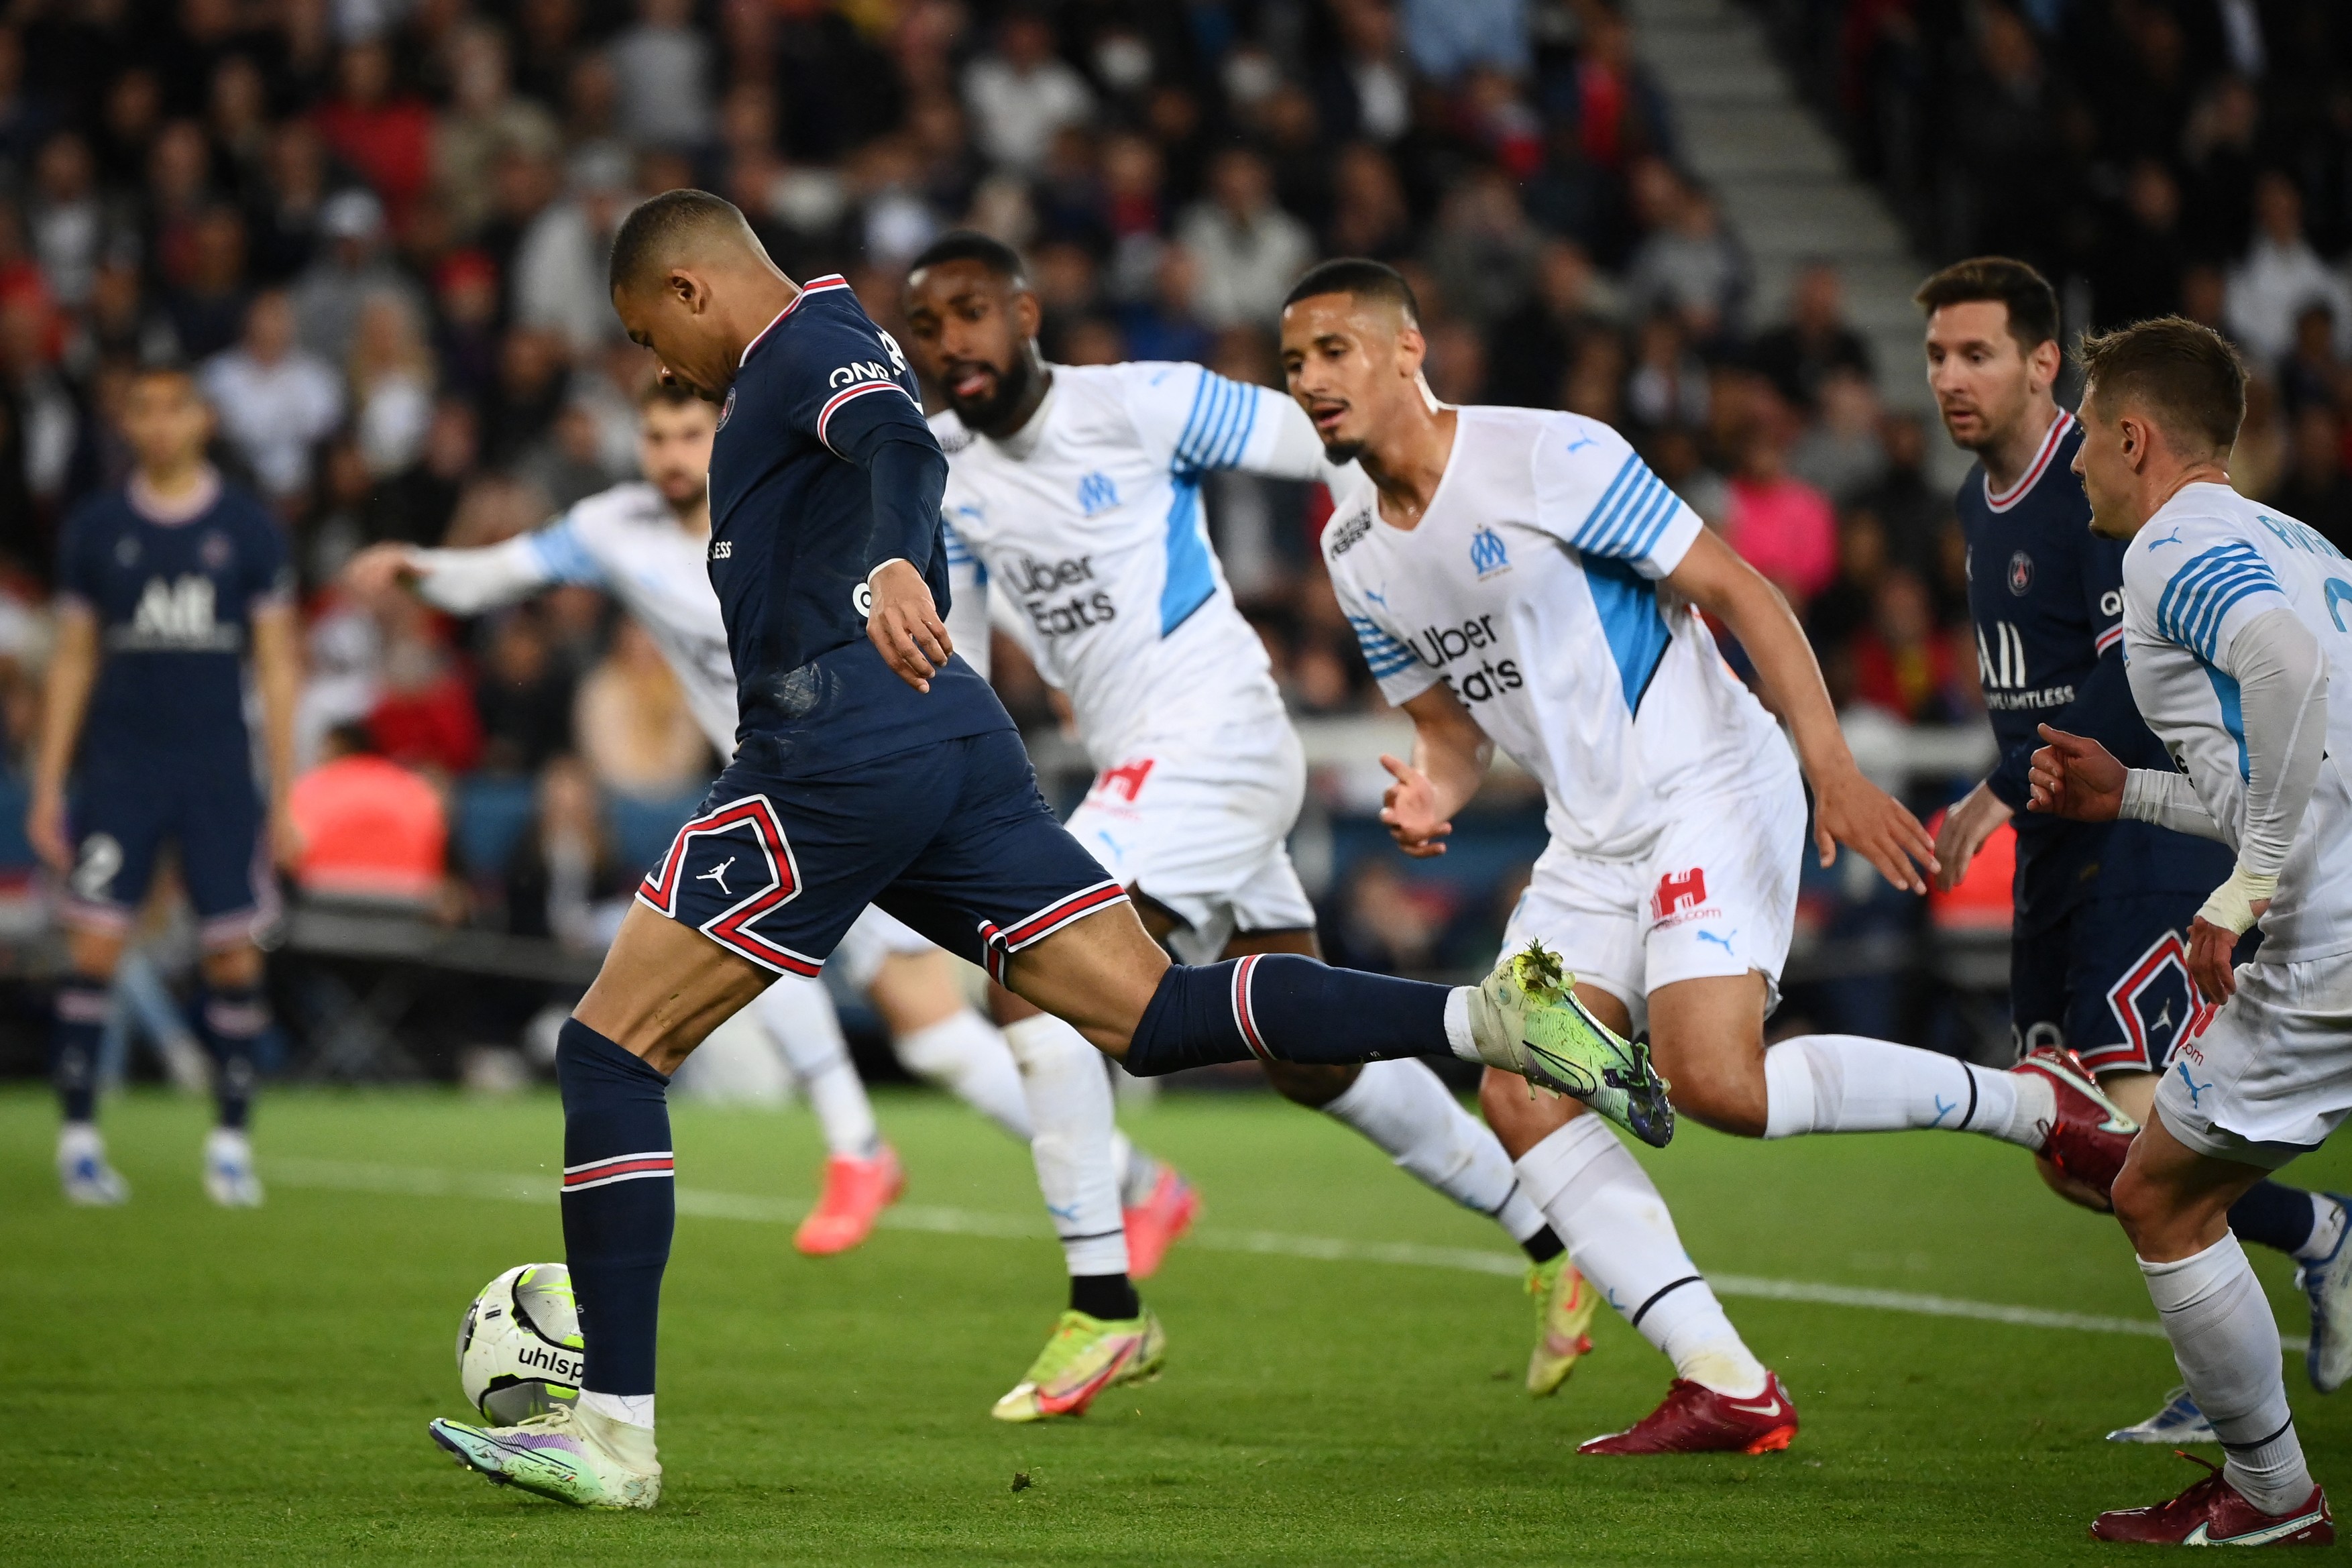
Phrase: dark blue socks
[
  {"left": 200, "top": 986, "right": 267, "bottom": 1131},
  {"left": 557, "top": 1019, "right": 674, "bottom": 1400},
  {"left": 52, "top": 977, "right": 106, "bottom": 1124},
  {"left": 1122, "top": 954, "right": 1453, "bottom": 1076},
  {"left": 2230, "top": 1181, "right": 2319, "bottom": 1255}
]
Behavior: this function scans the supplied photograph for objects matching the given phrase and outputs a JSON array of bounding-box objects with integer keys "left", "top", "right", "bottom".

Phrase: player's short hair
[
  {"left": 907, "top": 230, "right": 1027, "bottom": 286},
  {"left": 636, "top": 378, "right": 704, "bottom": 412},
  {"left": 1282, "top": 258, "right": 1421, "bottom": 327},
  {"left": 1912, "top": 256, "right": 2060, "bottom": 350},
  {"left": 2077, "top": 315, "right": 2247, "bottom": 457},
  {"left": 608, "top": 188, "right": 754, "bottom": 294}
]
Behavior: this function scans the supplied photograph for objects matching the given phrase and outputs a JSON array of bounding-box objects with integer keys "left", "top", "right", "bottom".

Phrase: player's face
[
  {"left": 899, "top": 260, "right": 1039, "bottom": 428},
  {"left": 637, "top": 398, "right": 715, "bottom": 511},
  {"left": 614, "top": 276, "right": 735, "bottom": 405},
  {"left": 2072, "top": 384, "right": 2137, "bottom": 539},
  {"left": 120, "top": 372, "right": 213, "bottom": 472},
  {"left": 1923, "top": 300, "right": 2037, "bottom": 451},
  {"left": 1279, "top": 293, "right": 1424, "bottom": 463}
]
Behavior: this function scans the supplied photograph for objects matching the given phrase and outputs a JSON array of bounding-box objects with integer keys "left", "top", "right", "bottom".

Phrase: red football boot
[
  {"left": 1577, "top": 1371, "right": 1799, "bottom": 1455},
  {"left": 1122, "top": 1166, "right": 1200, "bottom": 1281},
  {"left": 2092, "top": 1452, "right": 2334, "bottom": 1545},
  {"left": 793, "top": 1145, "right": 906, "bottom": 1256},
  {"left": 2013, "top": 1046, "right": 2138, "bottom": 1203}
]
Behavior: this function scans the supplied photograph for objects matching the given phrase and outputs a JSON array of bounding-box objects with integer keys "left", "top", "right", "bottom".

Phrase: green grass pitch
[{"left": 3, "top": 1084, "right": 2348, "bottom": 1565}]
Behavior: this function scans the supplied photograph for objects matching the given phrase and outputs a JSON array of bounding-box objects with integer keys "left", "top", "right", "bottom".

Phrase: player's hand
[
  {"left": 2187, "top": 911, "right": 2257, "bottom": 1005},
  {"left": 342, "top": 543, "right": 422, "bottom": 599},
  {"left": 2027, "top": 725, "right": 2125, "bottom": 822},
  {"left": 866, "top": 559, "right": 952, "bottom": 693},
  {"left": 268, "top": 800, "right": 305, "bottom": 872},
  {"left": 1931, "top": 779, "right": 2013, "bottom": 892},
  {"left": 1811, "top": 763, "right": 1936, "bottom": 893},
  {"left": 1377, "top": 754, "right": 1451, "bottom": 857},
  {"left": 26, "top": 787, "right": 68, "bottom": 874}
]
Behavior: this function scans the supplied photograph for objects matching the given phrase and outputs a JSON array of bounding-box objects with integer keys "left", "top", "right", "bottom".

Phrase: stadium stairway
[{"left": 1626, "top": 0, "right": 1971, "bottom": 488}]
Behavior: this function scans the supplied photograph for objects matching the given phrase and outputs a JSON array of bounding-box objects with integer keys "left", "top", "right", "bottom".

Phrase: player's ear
[
  {"left": 2028, "top": 337, "right": 2062, "bottom": 392},
  {"left": 1013, "top": 287, "right": 1042, "bottom": 342},
  {"left": 1395, "top": 322, "right": 1425, "bottom": 381},
  {"left": 667, "top": 267, "right": 704, "bottom": 314}
]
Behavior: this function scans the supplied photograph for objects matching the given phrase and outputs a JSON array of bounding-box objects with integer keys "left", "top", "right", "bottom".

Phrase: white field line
[{"left": 270, "top": 1156, "right": 2270, "bottom": 1350}]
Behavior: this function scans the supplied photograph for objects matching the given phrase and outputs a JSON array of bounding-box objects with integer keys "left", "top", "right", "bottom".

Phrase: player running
[
  {"left": 1914, "top": 258, "right": 2351, "bottom": 1443},
  {"left": 31, "top": 361, "right": 300, "bottom": 1207},
  {"left": 424, "top": 190, "right": 1658, "bottom": 1510},
  {"left": 2029, "top": 316, "right": 2337, "bottom": 1546},
  {"left": 899, "top": 231, "right": 1593, "bottom": 1410},
  {"left": 1287, "top": 258, "right": 2146, "bottom": 1456},
  {"left": 344, "top": 384, "right": 1197, "bottom": 1268}
]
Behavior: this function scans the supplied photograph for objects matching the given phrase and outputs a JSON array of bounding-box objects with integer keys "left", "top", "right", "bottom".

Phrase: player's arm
[
  {"left": 343, "top": 525, "right": 579, "bottom": 613},
  {"left": 1382, "top": 682, "right": 1493, "bottom": 858},
  {"left": 1665, "top": 526, "right": 1938, "bottom": 892},
  {"left": 2029, "top": 722, "right": 2223, "bottom": 837},
  {"left": 249, "top": 600, "right": 303, "bottom": 868},
  {"left": 1126, "top": 364, "right": 1336, "bottom": 484},
  {"left": 862, "top": 437, "right": 955, "bottom": 690},
  {"left": 27, "top": 601, "right": 99, "bottom": 873}
]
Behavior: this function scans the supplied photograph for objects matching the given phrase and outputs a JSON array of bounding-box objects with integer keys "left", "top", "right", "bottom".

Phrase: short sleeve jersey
[
  {"left": 1322, "top": 405, "right": 1793, "bottom": 858},
  {"left": 56, "top": 471, "right": 288, "bottom": 767},
  {"left": 932, "top": 361, "right": 1324, "bottom": 765},
  {"left": 706, "top": 274, "right": 1007, "bottom": 770},
  {"left": 1957, "top": 410, "right": 2230, "bottom": 925},
  {"left": 2121, "top": 484, "right": 2352, "bottom": 963}
]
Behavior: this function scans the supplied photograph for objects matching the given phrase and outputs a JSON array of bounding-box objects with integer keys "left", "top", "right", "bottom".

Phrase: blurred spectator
[
  {"left": 434, "top": 21, "right": 562, "bottom": 241},
  {"left": 1722, "top": 428, "right": 1836, "bottom": 608},
  {"left": 962, "top": 12, "right": 1092, "bottom": 175},
  {"left": 512, "top": 152, "right": 630, "bottom": 356},
  {"left": 503, "top": 754, "right": 630, "bottom": 947},
  {"left": 1400, "top": 0, "right": 1528, "bottom": 85},
  {"left": 2090, "top": 159, "right": 2188, "bottom": 328},
  {"left": 1625, "top": 310, "right": 1707, "bottom": 433},
  {"left": 1624, "top": 161, "right": 1745, "bottom": 340},
  {"left": 1116, "top": 245, "right": 1211, "bottom": 366},
  {"left": 1852, "top": 412, "right": 1948, "bottom": 577},
  {"left": 2272, "top": 404, "right": 2352, "bottom": 554},
  {"left": 473, "top": 608, "right": 576, "bottom": 776},
  {"left": 1848, "top": 569, "right": 1970, "bottom": 725},
  {"left": 1322, "top": 855, "right": 1451, "bottom": 974},
  {"left": 1747, "top": 261, "right": 1872, "bottom": 412},
  {"left": 1787, "top": 369, "right": 1889, "bottom": 506},
  {"left": 163, "top": 206, "right": 250, "bottom": 361},
  {"left": 574, "top": 618, "right": 710, "bottom": 802},
  {"left": 2224, "top": 173, "right": 2351, "bottom": 370},
  {"left": 202, "top": 288, "right": 343, "bottom": 505},
  {"left": 1180, "top": 148, "right": 1315, "bottom": 330},
  {"left": 288, "top": 721, "right": 449, "bottom": 905},
  {"left": 311, "top": 42, "right": 432, "bottom": 228},
  {"left": 368, "top": 594, "right": 484, "bottom": 773},
  {"left": 1324, "top": 143, "right": 1412, "bottom": 262},
  {"left": 1316, "top": 0, "right": 1412, "bottom": 146},
  {"left": 1424, "top": 167, "right": 1540, "bottom": 328},
  {"left": 364, "top": 398, "right": 477, "bottom": 549},
  {"left": 1486, "top": 239, "right": 1616, "bottom": 408},
  {"left": 1806, "top": 508, "right": 1890, "bottom": 654},
  {"left": 610, "top": 0, "right": 716, "bottom": 153},
  {"left": 29, "top": 133, "right": 105, "bottom": 307},
  {"left": 292, "top": 189, "right": 424, "bottom": 364},
  {"left": 347, "top": 289, "right": 433, "bottom": 478}
]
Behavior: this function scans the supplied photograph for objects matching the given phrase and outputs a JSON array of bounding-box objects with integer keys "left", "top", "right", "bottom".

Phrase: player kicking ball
[
  {"left": 424, "top": 190, "right": 1661, "bottom": 1510},
  {"left": 2031, "top": 317, "right": 2337, "bottom": 1547},
  {"left": 1284, "top": 258, "right": 2145, "bottom": 1455},
  {"left": 31, "top": 362, "right": 300, "bottom": 1207},
  {"left": 345, "top": 385, "right": 1194, "bottom": 1270},
  {"left": 899, "top": 231, "right": 1596, "bottom": 1408},
  {"left": 1913, "top": 258, "right": 2351, "bottom": 1443}
]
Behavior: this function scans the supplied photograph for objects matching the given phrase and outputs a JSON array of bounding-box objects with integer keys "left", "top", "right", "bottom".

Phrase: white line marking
[{"left": 270, "top": 1157, "right": 2284, "bottom": 1350}]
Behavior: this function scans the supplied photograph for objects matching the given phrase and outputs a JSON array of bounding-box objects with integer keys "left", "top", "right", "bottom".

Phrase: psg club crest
[
  {"left": 717, "top": 387, "right": 736, "bottom": 431},
  {"left": 2007, "top": 550, "right": 2033, "bottom": 596},
  {"left": 200, "top": 530, "right": 231, "bottom": 570}
]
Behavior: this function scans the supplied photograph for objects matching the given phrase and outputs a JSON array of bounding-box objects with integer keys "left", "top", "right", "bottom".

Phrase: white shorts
[
  {"left": 2154, "top": 952, "right": 2352, "bottom": 1169},
  {"left": 829, "top": 905, "right": 939, "bottom": 991},
  {"left": 1063, "top": 718, "right": 1314, "bottom": 967},
  {"left": 1500, "top": 771, "right": 1807, "bottom": 1035}
]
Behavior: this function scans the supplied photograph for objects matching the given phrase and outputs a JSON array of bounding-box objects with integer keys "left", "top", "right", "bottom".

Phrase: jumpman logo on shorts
[{"left": 697, "top": 857, "right": 736, "bottom": 896}]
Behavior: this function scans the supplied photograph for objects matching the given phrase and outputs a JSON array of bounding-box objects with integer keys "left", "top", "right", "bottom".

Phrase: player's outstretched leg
[
  {"left": 2093, "top": 1113, "right": 2333, "bottom": 1545},
  {"left": 750, "top": 976, "right": 903, "bottom": 1257}
]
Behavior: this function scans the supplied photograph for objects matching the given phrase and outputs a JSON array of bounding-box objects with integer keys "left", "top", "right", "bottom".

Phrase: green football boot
[
  {"left": 428, "top": 1403, "right": 662, "bottom": 1510},
  {"left": 1469, "top": 941, "right": 1675, "bottom": 1147},
  {"left": 991, "top": 1308, "right": 1167, "bottom": 1422}
]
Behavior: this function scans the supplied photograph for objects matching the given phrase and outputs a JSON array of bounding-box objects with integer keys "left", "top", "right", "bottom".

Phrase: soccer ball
[{"left": 457, "top": 1263, "right": 585, "bottom": 1424}]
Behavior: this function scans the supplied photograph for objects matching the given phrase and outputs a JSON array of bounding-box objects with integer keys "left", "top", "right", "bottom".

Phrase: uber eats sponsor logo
[
  {"left": 1011, "top": 553, "right": 1114, "bottom": 636},
  {"left": 1411, "top": 613, "right": 1522, "bottom": 704}
]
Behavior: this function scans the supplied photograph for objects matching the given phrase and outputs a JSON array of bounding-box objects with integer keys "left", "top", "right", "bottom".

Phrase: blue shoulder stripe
[
  {"left": 2154, "top": 543, "right": 2281, "bottom": 662},
  {"left": 1346, "top": 613, "right": 1419, "bottom": 679},
  {"left": 528, "top": 518, "right": 605, "bottom": 587}
]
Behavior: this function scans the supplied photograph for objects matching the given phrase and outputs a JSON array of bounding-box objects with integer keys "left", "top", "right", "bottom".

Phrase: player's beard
[
  {"left": 1321, "top": 437, "right": 1366, "bottom": 464},
  {"left": 952, "top": 351, "right": 1036, "bottom": 433},
  {"left": 665, "top": 480, "right": 708, "bottom": 517}
]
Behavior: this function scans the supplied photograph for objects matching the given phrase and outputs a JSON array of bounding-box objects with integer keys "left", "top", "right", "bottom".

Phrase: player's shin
[
  {"left": 896, "top": 1008, "right": 1034, "bottom": 1141},
  {"left": 2143, "top": 1233, "right": 2316, "bottom": 1514},
  {"left": 1003, "top": 1012, "right": 1136, "bottom": 1316},
  {"left": 1121, "top": 954, "right": 1453, "bottom": 1075},
  {"left": 2227, "top": 1180, "right": 2328, "bottom": 1256},
  {"left": 750, "top": 976, "right": 879, "bottom": 1158},
  {"left": 51, "top": 976, "right": 106, "bottom": 1127},
  {"left": 1762, "top": 1033, "right": 2037, "bottom": 1144},
  {"left": 557, "top": 1018, "right": 674, "bottom": 1437},
  {"left": 199, "top": 986, "right": 267, "bottom": 1131},
  {"left": 1516, "top": 1114, "right": 1767, "bottom": 1396},
  {"left": 1324, "top": 1059, "right": 1550, "bottom": 1245}
]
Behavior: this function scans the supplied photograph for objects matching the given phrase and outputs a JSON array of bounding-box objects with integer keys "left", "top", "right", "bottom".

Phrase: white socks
[
  {"left": 1762, "top": 1034, "right": 2043, "bottom": 1147},
  {"left": 751, "top": 976, "right": 880, "bottom": 1158},
  {"left": 2143, "top": 1234, "right": 2313, "bottom": 1514},
  {"left": 895, "top": 1009, "right": 1034, "bottom": 1142},
  {"left": 2298, "top": 1196, "right": 2348, "bottom": 1264},
  {"left": 1324, "top": 1060, "right": 1546, "bottom": 1243},
  {"left": 1002, "top": 1013, "right": 1129, "bottom": 1277},
  {"left": 1514, "top": 1116, "right": 1767, "bottom": 1397},
  {"left": 578, "top": 1389, "right": 656, "bottom": 1431}
]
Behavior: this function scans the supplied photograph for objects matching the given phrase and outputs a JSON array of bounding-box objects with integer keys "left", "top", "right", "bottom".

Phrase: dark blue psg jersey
[
  {"left": 56, "top": 471, "right": 288, "bottom": 764},
  {"left": 706, "top": 273, "right": 1007, "bottom": 771},
  {"left": 1957, "top": 410, "right": 2229, "bottom": 927}
]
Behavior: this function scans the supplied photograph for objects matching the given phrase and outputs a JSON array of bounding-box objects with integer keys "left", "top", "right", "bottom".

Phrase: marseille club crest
[{"left": 1470, "top": 525, "right": 1511, "bottom": 579}]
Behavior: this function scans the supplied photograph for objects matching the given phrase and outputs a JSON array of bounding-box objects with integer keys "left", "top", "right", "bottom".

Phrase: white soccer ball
[{"left": 457, "top": 1263, "right": 585, "bottom": 1424}]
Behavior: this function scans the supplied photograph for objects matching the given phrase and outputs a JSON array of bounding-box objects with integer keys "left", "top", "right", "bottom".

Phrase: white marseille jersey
[
  {"left": 932, "top": 361, "right": 1326, "bottom": 765},
  {"left": 1323, "top": 405, "right": 1793, "bottom": 857},
  {"left": 2121, "top": 482, "right": 2352, "bottom": 962},
  {"left": 522, "top": 481, "right": 988, "bottom": 759}
]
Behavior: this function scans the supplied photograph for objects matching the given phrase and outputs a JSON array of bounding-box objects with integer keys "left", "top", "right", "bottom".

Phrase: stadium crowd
[{"left": 0, "top": 0, "right": 2166, "bottom": 1042}]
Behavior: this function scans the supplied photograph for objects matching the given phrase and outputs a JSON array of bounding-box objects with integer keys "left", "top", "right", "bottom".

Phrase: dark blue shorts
[
  {"left": 67, "top": 755, "right": 272, "bottom": 948},
  {"left": 637, "top": 727, "right": 1125, "bottom": 982},
  {"left": 2011, "top": 891, "right": 2220, "bottom": 1074}
]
